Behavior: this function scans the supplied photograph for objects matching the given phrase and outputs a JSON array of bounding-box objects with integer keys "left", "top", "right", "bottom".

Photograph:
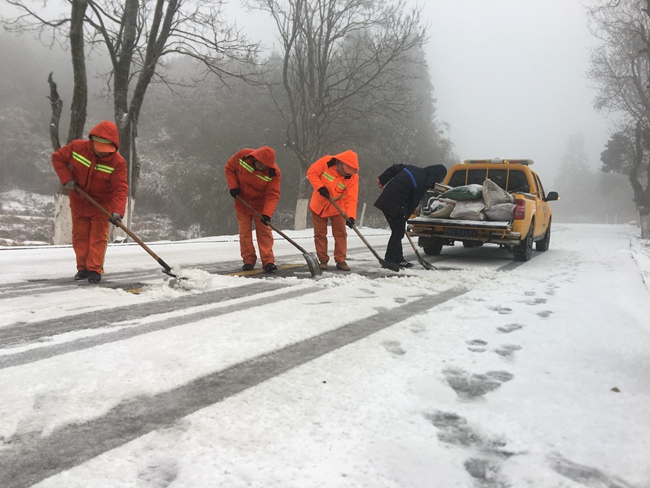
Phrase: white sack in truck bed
[
  {"left": 449, "top": 199, "right": 486, "bottom": 220},
  {"left": 485, "top": 202, "right": 515, "bottom": 221},
  {"left": 483, "top": 178, "right": 514, "bottom": 208}
]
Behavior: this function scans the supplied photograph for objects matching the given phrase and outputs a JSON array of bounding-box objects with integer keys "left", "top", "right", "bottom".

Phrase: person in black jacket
[{"left": 374, "top": 164, "right": 447, "bottom": 268}]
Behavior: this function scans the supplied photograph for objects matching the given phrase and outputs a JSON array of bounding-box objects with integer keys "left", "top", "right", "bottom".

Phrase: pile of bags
[{"left": 422, "top": 179, "right": 515, "bottom": 222}]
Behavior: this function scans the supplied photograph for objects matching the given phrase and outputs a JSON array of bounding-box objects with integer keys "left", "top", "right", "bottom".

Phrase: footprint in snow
[
  {"left": 382, "top": 340, "right": 406, "bottom": 356},
  {"left": 464, "top": 457, "right": 509, "bottom": 487},
  {"left": 497, "top": 323, "right": 524, "bottom": 333},
  {"left": 489, "top": 306, "right": 512, "bottom": 315},
  {"left": 545, "top": 284, "right": 559, "bottom": 296},
  {"left": 494, "top": 344, "right": 522, "bottom": 357},
  {"left": 549, "top": 453, "right": 635, "bottom": 488},
  {"left": 443, "top": 367, "right": 514, "bottom": 399},
  {"left": 537, "top": 310, "right": 553, "bottom": 318},
  {"left": 467, "top": 339, "right": 488, "bottom": 353},
  {"left": 424, "top": 411, "right": 518, "bottom": 487},
  {"left": 410, "top": 323, "right": 426, "bottom": 334}
]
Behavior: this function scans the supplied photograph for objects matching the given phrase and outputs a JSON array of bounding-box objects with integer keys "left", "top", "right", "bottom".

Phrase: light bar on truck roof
[{"left": 463, "top": 158, "right": 534, "bottom": 166}]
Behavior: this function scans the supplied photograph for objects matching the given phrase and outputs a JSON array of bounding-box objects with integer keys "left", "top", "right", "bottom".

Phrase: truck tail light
[{"left": 513, "top": 199, "right": 526, "bottom": 220}]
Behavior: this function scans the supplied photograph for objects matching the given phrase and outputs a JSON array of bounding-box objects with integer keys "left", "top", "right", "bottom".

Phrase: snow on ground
[{"left": 0, "top": 223, "right": 649, "bottom": 487}]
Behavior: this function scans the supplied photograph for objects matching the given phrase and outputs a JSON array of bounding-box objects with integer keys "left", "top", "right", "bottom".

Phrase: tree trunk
[
  {"left": 640, "top": 209, "right": 650, "bottom": 239},
  {"left": 293, "top": 161, "right": 312, "bottom": 230},
  {"left": 66, "top": 0, "right": 88, "bottom": 143},
  {"left": 52, "top": 194, "right": 73, "bottom": 245},
  {"left": 46, "top": 73, "right": 62, "bottom": 150},
  {"left": 52, "top": 0, "right": 88, "bottom": 245},
  {"left": 294, "top": 198, "right": 309, "bottom": 231}
]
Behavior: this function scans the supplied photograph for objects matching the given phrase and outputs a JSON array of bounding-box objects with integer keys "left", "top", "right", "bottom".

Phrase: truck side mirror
[{"left": 545, "top": 191, "right": 559, "bottom": 202}]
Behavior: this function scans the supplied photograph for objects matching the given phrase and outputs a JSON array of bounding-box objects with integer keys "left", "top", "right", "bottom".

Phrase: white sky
[
  {"left": 0, "top": 218, "right": 649, "bottom": 487},
  {"left": 237, "top": 0, "right": 612, "bottom": 184},
  {"left": 420, "top": 0, "right": 611, "bottom": 183}
]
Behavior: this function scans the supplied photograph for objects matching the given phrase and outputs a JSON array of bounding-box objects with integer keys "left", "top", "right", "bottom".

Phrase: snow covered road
[{"left": 0, "top": 224, "right": 649, "bottom": 487}]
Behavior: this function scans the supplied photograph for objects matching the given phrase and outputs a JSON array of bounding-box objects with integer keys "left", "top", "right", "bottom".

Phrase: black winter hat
[{"left": 425, "top": 164, "right": 447, "bottom": 183}]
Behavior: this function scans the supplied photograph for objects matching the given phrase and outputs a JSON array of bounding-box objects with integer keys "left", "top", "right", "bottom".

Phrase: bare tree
[
  {"left": 587, "top": 0, "right": 650, "bottom": 237},
  {"left": 246, "top": 0, "right": 427, "bottom": 229},
  {"left": 2, "top": 0, "right": 261, "bottom": 242}
]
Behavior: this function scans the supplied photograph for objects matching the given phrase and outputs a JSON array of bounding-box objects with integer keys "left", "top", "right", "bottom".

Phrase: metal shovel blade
[
  {"left": 302, "top": 251, "right": 322, "bottom": 278},
  {"left": 405, "top": 227, "right": 437, "bottom": 271},
  {"left": 379, "top": 259, "right": 401, "bottom": 272}
]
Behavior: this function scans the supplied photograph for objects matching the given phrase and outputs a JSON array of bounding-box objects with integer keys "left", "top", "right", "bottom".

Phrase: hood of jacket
[
  {"left": 88, "top": 120, "right": 121, "bottom": 150},
  {"left": 425, "top": 164, "right": 447, "bottom": 185},
  {"left": 332, "top": 150, "right": 359, "bottom": 171},
  {"left": 248, "top": 146, "right": 278, "bottom": 170}
]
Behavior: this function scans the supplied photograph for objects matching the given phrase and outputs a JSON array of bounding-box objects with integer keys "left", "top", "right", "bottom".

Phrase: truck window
[
  {"left": 507, "top": 170, "right": 529, "bottom": 193},
  {"left": 447, "top": 170, "right": 468, "bottom": 187},
  {"left": 486, "top": 169, "right": 508, "bottom": 190},
  {"left": 466, "top": 170, "right": 487, "bottom": 185}
]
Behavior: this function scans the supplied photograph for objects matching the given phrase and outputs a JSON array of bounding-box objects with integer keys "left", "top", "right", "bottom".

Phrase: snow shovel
[
  {"left": 235, "top": 195, "right": 321, "bottom": 278},
  {"left": 405, "top": 226, "right": 437, "bottom": 270},
  {"left": 327, "top": 197, "right": 400, "bottom": 272},
  {"left": 74, "top": 185, "right": 182, "bottom": 280}
]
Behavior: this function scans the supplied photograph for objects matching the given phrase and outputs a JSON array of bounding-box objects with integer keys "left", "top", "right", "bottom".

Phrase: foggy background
[{"left": 0, "top": 0, "right": 638, "bottom": 245}]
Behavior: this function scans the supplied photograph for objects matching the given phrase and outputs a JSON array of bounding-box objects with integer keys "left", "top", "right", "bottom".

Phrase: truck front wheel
[{"left": 513, "top": 223, "right": 534, "bottom": 261}]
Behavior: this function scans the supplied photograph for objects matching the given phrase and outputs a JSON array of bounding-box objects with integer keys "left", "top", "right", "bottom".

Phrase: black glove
[
  {"left": 318, "top": 187, "right": 330, "bottom": 199},
  {"left": 261, "top": 214, "right": 271, "bottom": 226},
  {"left": 346, "top": 217, "right": 355, "bottom": 228},
  {"left": 229, "top": 188, "right": 240, "bottom": 198},
  {"left": 109, "top": 212, "right": 122, "bottom": 225},
  {"left": 64, "top": 180, "right": 77, "bottom": 191}
]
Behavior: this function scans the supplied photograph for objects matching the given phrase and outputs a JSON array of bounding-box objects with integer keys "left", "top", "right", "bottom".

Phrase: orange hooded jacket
[
  {"left": 307, "top": 150, "right": 359, "bottom": 219},
  {"left": 52, "top": 120, "right": 128, "bottom": 217},
  {"left": 225, "top": 146, "right": 281, "bottom": 217}
]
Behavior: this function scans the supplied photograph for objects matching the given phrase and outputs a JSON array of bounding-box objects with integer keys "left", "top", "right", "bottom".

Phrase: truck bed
[{"left": 408, "top": 216, "right": 511, "bottom": 230}]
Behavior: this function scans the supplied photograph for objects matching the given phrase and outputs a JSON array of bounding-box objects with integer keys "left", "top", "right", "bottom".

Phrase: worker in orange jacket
[
  {"left": 306, "top": 150, "right": 359, "bottom": 271},
  {"left": 225, "top": 146, "right": 281, "bottom": 272},
  {"left": 52, "top": 120, "right": 128, "bottom": 283}
]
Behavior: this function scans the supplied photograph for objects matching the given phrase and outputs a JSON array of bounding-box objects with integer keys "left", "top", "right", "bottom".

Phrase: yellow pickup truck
[{"left": 407, "top": 158, "right": 559, "bottom": 261}]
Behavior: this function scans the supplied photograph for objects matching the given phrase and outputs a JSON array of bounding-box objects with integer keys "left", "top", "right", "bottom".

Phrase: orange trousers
[
  {"left": 236, "top": 208, "right": 275, "bottom": 267},
  {"left": 311, "top": 212, "right": 347, "bottom": 264},
  {"left": 71, "top": 206, "right": 110, "bottom": 274}
]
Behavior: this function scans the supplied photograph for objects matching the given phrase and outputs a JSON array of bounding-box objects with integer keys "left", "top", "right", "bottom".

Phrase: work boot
[
  {"left": 336, "top": 261, "right": 351, "bottom": 271},
  {"left": 242, "top": 263, "right": 254, "bottom": 271},
  {"left": 87, "top": 271, "right": 101, "bottom": 284},
  {"left": 264, "top": 263, "right": 278, "bottom": 273},
  {"left": 74, "top": 270, "right": 89, "bottom": 280},
  {"left": 319, "top": 260, "right": 328, "bottom": 270}
]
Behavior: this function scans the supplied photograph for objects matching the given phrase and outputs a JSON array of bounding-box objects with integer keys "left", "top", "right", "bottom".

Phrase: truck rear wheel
[
  {"left": 513, "top": 223, "right": 533, "bottom": 261},
  {"left": 536, "top": 220, "right": 551, "bottom": 252},
  {"left": 462, "top": 241, "right": 483, "bottom": 248},
  {"left": 423, "top": 242, "right": 443, "bottom": 256}
]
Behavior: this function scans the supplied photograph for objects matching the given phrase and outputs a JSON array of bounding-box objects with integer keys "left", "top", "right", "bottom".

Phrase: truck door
[{"left": 533, "top": 173, "right": 549, "bottom": 236}]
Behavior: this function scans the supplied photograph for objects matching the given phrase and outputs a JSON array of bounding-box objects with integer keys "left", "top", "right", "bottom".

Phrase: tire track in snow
[
  {"left": 0, "top": 281, "right": 291, "bottom": 367},
  {"left": 0, "top": 287, "right": 467, "bottom": 488}
]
